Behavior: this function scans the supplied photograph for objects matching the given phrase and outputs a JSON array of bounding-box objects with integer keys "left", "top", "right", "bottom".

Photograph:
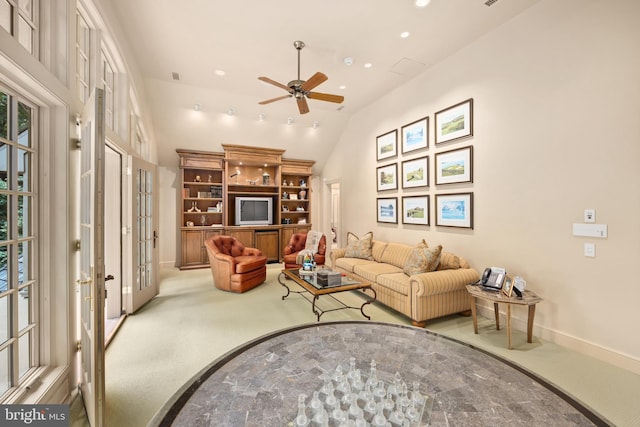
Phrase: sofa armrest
[
  {"left": 330, "top": 247, "right": 347, "bottom": 265},
  {"left": 242, "top": 247, "right": 263, "bottom": 257},
  {"left": 410, "top": 268, "right": 479, "bottom": 297}
]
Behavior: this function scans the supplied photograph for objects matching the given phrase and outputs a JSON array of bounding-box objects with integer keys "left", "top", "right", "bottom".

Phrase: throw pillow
[
  {"left": 416, "top": 238, "right": 429, "bottom": 248},
  {"left": 403, "top": 244, "right": 442, "bottom": 276},
  {"left": 437, "top": 252, "right": 461, "bottom": 270},
  {"left": 345, "top": 232, "right": 374, "bottom": 260}
]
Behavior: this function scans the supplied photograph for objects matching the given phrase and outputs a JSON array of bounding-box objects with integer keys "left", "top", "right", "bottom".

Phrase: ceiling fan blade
[
  {"left": 307, "top": 92, "right": 345, "bottom": 104},
  {"left": 259, "top": 94, "right": 292, "bottom": 105},
  {"left": 297, "top": 97, "right": 310, "bottom": 114},
  {"left": 258, "top": 76, "right": 291, "bottom": 92},
  {"left": 300, "top": 72, "right": 328, "bottom": 91}
]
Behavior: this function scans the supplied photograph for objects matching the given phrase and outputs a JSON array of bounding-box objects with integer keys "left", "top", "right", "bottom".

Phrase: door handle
[
  {"left": 105, "top": 275, "right": 114, "bottom": 281},
  {"left": 153, "top": 230, "right": 158, "bottom": 248},
  {"left": 76, "top": 279, "right": 92, "bottom": 285}
]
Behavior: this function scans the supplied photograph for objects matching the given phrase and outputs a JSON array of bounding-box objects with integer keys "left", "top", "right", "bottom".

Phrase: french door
[
  {"left": 130, "top": 157, "right": 158, "bottom": 312},
  {"left": 77, "top": 89, "right": 105, "bottom": 427}
]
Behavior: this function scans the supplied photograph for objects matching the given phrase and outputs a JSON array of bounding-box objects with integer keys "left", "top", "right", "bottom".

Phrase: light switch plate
[{"left": 584, "top": 243, "right": 595, "bottom": 257}]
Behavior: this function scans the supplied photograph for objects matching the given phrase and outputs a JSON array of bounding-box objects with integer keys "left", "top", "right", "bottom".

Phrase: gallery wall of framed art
[{"left": 375, "top": 98, "right": 475, "bottom": 229}]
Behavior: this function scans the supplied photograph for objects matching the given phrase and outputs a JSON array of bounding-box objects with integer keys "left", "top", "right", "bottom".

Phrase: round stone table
[{"left": 151, "top": 321, "right": 606, "bottom": 426}]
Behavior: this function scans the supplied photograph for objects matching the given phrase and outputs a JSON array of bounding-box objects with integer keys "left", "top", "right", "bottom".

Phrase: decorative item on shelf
[
  {"left": 230, "top": 169, "right": 241, "bottom": 183},
  {"left": 262, "top": 172, "right": 270, "bottom": 185},
  {"left": 200, "top": 215, "right": 207, "bottom": 226},
  {"left": 300, "top": 179, "right": 306, "bottom": 187},
  {"left": 282, "top": 191, "right": 288, "bottom": 199},
  {"left": 194, "top": 175, "right": 201, "bottom": 182},
  {"left": 289, "top": 194, "right": 298, "bottom": 200},
  {"left": 187, "top": 202, "right": 196, "bottom": 213},
  {"left": 298, "top": 218, "right": 307, "bottom": 224},
  {"left": 296, "top": 206, "right": 304, "bottom": 211},
  {"left": 282, "top": 218, "right": 292, "bottom": 224},
  {"left": 282, "top": 179, "right": 288, "bottom": 186},
  {"left": 208, "top": 175, "right": 212, "bottom": 183},
  {"left": 193, "top": 202, "right": 201, "bottom": 212},
  {"left": 247, "top": 179, "right": 257, "bottom": 185},
  {"left": 289, "top": 181, "right": 294, "bottom": 186},
  {"left": 216, "top": 201, "right": 222, "bottom": 212},
  {"left": 186, "top": 221, "right": 194, "bottom": 227},
  {"left": 299, "top": 189, "right": 307, "bottom": 200},
  {"left": 282, "top": 206, "right": 289, "bottom": 212}
]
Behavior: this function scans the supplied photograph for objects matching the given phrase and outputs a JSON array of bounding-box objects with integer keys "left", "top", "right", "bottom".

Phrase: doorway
[{"left": 104, "top": 144, "right": 124, "bottom": 345}]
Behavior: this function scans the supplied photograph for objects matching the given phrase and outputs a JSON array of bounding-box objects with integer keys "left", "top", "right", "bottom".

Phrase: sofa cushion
[
  {"left": 371, "top": 240, "right": 389, "bottom": 262},
  {"left": 334, "top": 257, "right": 377, "bottom": 273},
  {"left": 353, "top": 263, "right": 403, "bottom": 283},
  {"left": 234, "top": 255, "right": 267, "bottom": 274},
  {"left": 345, "top": 232, "right": 374, "bottom": 260},
  {"left": 438, "top": 252, "right": 461, "bottom": 270},
  {"left": 403, "top": 245, "right": 442, "bottom": 276},
  {"left": 379, "top": 242, "right": 414, "bottom": 269},
  {"left": 375, "top": 272, "right": 411, "bottom": 297}
]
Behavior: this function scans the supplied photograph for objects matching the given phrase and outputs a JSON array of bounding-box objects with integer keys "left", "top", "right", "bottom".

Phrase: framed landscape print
[
  {"left": 435, "top": 98, "right": 473, "bottom": 144},
  {"left": 402, "top": 156, "right": 429, "bottom": 188},
  {"left": 376, "top": 163, "right": 398, "bottom": 192},
  {"left": 376, "top": 129, "right": 398, "bottom": 161},
  {"left": 401, "top": 116, "right": 428, "bottom": 153},
  {"left": 377, "top": 197, "right": 398, "bottom": 224},
  {"left": 435, "top": 146, "right": 473, "bottom": 185},
  {"left": 435, "top": 193, "right": 473, "bottom": 229},
  {"left": 402, "top": 196, "right": 429, "bottom": 225}
]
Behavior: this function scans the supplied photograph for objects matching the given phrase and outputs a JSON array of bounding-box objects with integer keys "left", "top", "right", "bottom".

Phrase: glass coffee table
[{"left": 278, "top": 268, "right": 377, "bottom": 321}]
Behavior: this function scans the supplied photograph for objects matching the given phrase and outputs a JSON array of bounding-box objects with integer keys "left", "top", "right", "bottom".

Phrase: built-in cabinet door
[
  {"left": 255, "top": 231, "right": 279, "bottom": 262},
  {"left": 182, "top": 230, "right": 203, "bottom": 267},
  {"left": 228, "top": 229, "right": 254, "bottom": 248}
]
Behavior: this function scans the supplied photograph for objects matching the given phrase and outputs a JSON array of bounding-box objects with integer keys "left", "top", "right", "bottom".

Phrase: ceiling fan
[{"left": 258, "top": 41, "right": 344, "bottom": 114}]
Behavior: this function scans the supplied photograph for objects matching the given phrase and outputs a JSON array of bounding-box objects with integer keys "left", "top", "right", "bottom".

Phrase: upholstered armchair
[
  {"left": 204, "top": 235, "right": 267, "bottom": 293},
  {"left": 283, "top": 232, "right": 327, "bottom": 269}
]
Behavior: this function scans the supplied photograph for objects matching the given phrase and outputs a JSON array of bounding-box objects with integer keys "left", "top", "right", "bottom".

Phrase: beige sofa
[{"left": 331, "top": 240, "right": 479, "bottom": 327}]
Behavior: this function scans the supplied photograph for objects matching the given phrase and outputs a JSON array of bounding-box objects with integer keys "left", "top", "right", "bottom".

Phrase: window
[
  {"left": 0, "top": 86, "right": 38, "bottom": 398},
  {"left": 0, "top": 0, "right": 39, "bottom": 55},
  {"left": 76, "top": 11, "right": 90, "bottom": 104},
  {"left": 101, "top": 50, "right": 115, "bottom": 130}
]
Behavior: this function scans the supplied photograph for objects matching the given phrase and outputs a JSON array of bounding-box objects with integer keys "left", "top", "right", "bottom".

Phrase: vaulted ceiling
[{"left": 108, "top": 0, "right": 540, "bottom": 168}]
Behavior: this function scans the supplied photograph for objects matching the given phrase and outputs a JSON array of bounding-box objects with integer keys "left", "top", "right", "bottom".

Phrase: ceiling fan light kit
[{"left": 258, "top": 40, "right": 345, "bottom": 114}]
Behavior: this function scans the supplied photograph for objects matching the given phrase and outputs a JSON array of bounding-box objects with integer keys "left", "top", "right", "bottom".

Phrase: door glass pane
[
  {"left": 0, "top": 142, "right": 8, "bottom": 187},
  {"left": 0, "top": 246, "right": 7, "bottom": 290},
  {"left": 18, "top": 102, "right": 31, "bottom": 147},
  {"left": 18, "top": 195, "right": 31, "bottom": 238},
  {"left": 18, "top": 285, "right": 29, "bottom": 330},
  {"left": 18, "top": 16, "right": 32, "bottom": 53},
  {"left": 0, "top": 92, "right": 7, "bottom": 139},
  {"left": 0, "top": 195, "right": 7, "bottom": 241},
  {"left": 0, "top": 346, "right": 9, "bottom": 395},
  {"left": 18, "top": 240, "right": 29, "bottom": 284},
  {"left": 18, "top": 148, "right": 29, "bottom": 191},
  {"left": 18, "top": 331, "right": 31, "bottom": 378},
  {"left": 0, "top": 1, "right": 11, "bottom": 34},
  {"left": 0, "top": 295, "right": 8, "bottom": 343}
]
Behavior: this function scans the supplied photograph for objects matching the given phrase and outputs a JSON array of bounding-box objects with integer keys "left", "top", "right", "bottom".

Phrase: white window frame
[{"left": 0, "top": 0, "right": 39, "bottom": 56}]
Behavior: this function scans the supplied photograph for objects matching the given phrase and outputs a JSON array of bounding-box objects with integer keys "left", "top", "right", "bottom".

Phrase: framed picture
[
  {"left": 435, "top": 193, "right": 473, "bottom": 229},
  {"left": 402, "top": 196, "right": 429, "bottom": 225},
  {"left": 377, "top": 197, "right": 398, "bottom": 223},
  {"left": 401, "top": 116, "right": 428, "bottom": 153},
  {"left": 376, "top": 129, "right": 398, "bottom": 161},
  {"left": 402, "top": 156, "right": 429, "bottom": 188},
  {"left": 376, "top": 163, "right": 398, "bottom": 192},
  {"left": 502, "top": 275, "right": 514, "bottom": 297},
  {"left": 435, "top": 146, "right": 473, "bottom": 185},
  {"left": 435, "top": 98, "right": 473, "bottom": 144}
]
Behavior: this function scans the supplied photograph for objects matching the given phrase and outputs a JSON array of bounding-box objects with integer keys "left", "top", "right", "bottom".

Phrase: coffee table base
[{"left": 278, "top": 272, "right": 377, "bottom": 321}]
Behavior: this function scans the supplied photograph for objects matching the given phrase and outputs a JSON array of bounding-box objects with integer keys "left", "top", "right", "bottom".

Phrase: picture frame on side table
[
  {"left": 435, "top": 193, "right": 473, "bottom": 229},
  {"left": 402, "top": 196, "right": 429, "bottom": 225},
  {"left": 377, "top": 197, "right": 398, "bottom": 224},
  {"left": 402, "top": 156, "right": 429, "bottom": 189},
  {"left": 401, "top": 116, "right": 428, "bottom": 153},
  {"left": 435, "top": 146, "right": 473, "bottom": 185},
  {"left": 376, "top": 163, "right": 398, "bottom": 192},
  {"left": 376, "top": 129, "right": 398, "bottom": 161},
  {"left": 435, "top": 98, "right": 473, "bottom": 144},
  {"left": 502, "top": 275, "right": 514, "bottom": 297}
]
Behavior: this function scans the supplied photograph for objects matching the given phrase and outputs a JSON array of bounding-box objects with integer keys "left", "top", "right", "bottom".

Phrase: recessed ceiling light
[
  {"left": 415, "top": 0, "right": 431, "bottom": 7},
  {"left": 259, "top": 112, "right": 266, "bottom": 121},
  {"left": 287, "top": 117, "right": 294, "bottom": 125},
  {"left": 227, "top": 108, "right": 234, "bottom": 116},
  {"left": 364, "top": 63, "right": 373, "bottom": 69},
  {"left": 400, "top": 31, "right": 410, "bottom": 38},
  {"left": 339, "top": 85, "right": 347, "bottom": 90},
  {"left": 312, "top": 121, "right": 319, "bottom": 129},
  {"left": 344, "top": 57, "right": 354, "bottom": 66},
  {"left": 193, "top": 103, "right": 201, "bottom": 111},
  {"left": 214, "top": 69, "right": 226, "bottom": 76}
]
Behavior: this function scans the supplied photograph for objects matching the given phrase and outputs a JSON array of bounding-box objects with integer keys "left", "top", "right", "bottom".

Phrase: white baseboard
[
  {"left": 476, "top": 304, "right": 640, "bottom": 375},
  {"left": 160, "top": 261, "right": 176, "bottom": 269}
]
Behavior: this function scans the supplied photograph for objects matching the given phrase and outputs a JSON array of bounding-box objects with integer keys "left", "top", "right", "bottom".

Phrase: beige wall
[{"left": 321, "top": 0, "right": 640, "bottom": 372}]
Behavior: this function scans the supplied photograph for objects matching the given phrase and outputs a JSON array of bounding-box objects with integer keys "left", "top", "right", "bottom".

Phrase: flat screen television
[{"left": 235, "top": 197, "right": 273, "bottom": 226}]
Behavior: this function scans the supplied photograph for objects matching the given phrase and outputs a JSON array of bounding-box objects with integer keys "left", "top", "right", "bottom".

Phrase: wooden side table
[{"left": 465, "top": 284, "right": 542, "bottom": 349}]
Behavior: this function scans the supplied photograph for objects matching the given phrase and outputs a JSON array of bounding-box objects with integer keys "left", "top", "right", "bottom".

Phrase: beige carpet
[{"left": 71, "top": 264, "right": 640, "bottom": 426}]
